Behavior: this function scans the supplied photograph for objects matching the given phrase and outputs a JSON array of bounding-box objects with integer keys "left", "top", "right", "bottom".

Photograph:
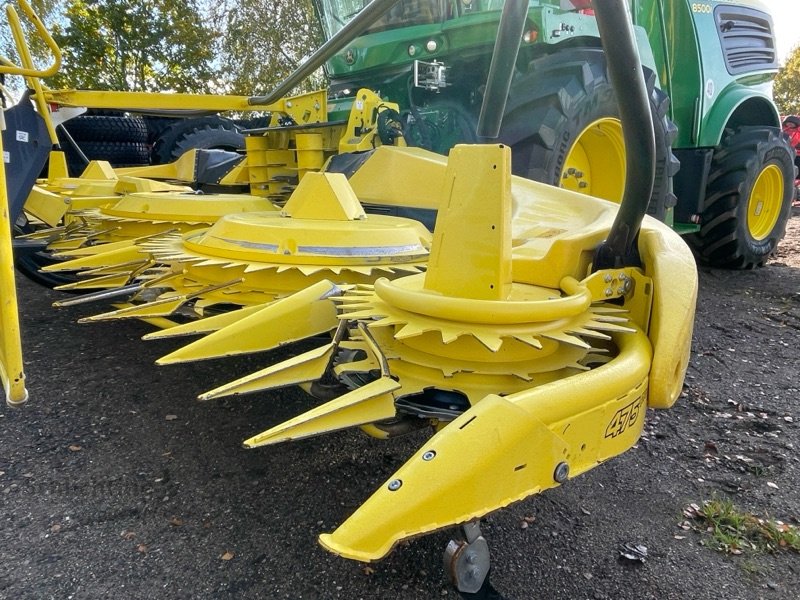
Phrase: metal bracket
[
  {"left": 444, "top": 521, "right": 491, "bottom": 594},
  {"left": 414, "top": 60, "right": 447, "bottom": 92}
]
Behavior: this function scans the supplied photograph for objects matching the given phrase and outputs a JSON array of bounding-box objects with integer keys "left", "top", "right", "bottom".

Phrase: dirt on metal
[{"left": 1, "top": 209, "right": 799, "bottom": 599}]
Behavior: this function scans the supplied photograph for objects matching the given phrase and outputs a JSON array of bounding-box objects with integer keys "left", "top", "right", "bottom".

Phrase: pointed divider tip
[
  {"left": 156, "top": 280, "right": 344, "bottom": 365},
  {"left": 242, "top": 377, "right": 400, "bottom": 448},
  {"left": 198, "top": 343, "right": 336, "bottom": 401}
]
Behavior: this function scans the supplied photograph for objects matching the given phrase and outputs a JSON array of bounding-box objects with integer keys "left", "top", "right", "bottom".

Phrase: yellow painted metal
[
  {"left": 78, "top": 278, "right": 242, "bottom": 322},
  {"left": 296, "top": 133, "right": 325, "bottom": 179},
  {"left": 0, "top": 131, "right": 27, "bottom": 405},
  {"left": 101, "top": 192, "right": 275, "bottom": 223},
  {"left": 244, "top": 377, "right": 401, "bottom": 447},
  {"left": 6, "top": 1, "right": 59, "bottom": 144},
  {"left": 41, "top": 88, "right": 328, "bottom": 123},
  {"left": 142, "top": 304, "right": 267, "bottom": 340},
  {"left": 320, "top": 329, "right": 650, "bottom": 561},
  {"left": 424, "top": 145, "right": 511, "bottom": 300},
  {"left": 43, "top": 243, "right": 144, "bottom": 273},
  {"left": 746, "top": 164, "right": 783, "bottom": 241},
  {"left": 561, "top": 117, "right": 626, "bottom": 202},
  {"left": 47, "top": 151, "right": 69, "bottom": 179},
  {"left": 115, "top": 150, "right": 213, "bottom": 183},
  {"left": 34, "top": 191, "right": 275, "bottom": 264},
  {"left": 24, "top": 185, "right": 67, "bottom": 227},
  {"left": 156, "top": 280, "right": 343, "bottom": 364},
  {"left": 638, "top": 224, "right": 698, "bottom": 408},
  {"left": 338, "top": 89, "right": 405, "bottom": 153},
  {"left": 180, "top": 144, "right": 693, "bottom": 562},
  {"left": 282, "top": 172, "right": 366, "bottom": 221},
  {"left": 348, "top": 146, "right": 448, "bottom": 210},
  {"left": 181, "top": 203, "right": 428, "bottom": 269},
  {"left": 0, "top": 0, "right": 66, "bottom": 406},
  {"left": 56, "top": 269, "right": 146, "bottom": 292},
  {"left": 200, "top": 343, "right": 338, "bottom": 401}
]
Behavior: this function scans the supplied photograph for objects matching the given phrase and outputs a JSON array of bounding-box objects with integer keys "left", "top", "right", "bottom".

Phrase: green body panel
[
  {"left": 316, "top": 0, "right": 783, "bottom": 230},
  {"left": 319, "top": 0, "right": 781, "bottom": 149},
  {"left": 652, "top": 0, "right": 780, "bottom": 148}
]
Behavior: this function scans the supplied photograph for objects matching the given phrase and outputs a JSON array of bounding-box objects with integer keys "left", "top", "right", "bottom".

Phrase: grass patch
[{"left": 684, "top": 499, "right": 800, "bottom": 555}]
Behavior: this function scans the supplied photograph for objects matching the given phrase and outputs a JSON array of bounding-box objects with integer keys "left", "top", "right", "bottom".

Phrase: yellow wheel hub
[
  {"left": 747, "top": 164, "right": 783, "bottom": 241},
  {"left": 562, "top": 117, "right": 626, "bottom": 202}
]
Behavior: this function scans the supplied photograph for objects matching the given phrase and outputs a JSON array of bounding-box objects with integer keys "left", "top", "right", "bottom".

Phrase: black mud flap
[
  {"left": 194, "top": 149, "right": 246, "bottom": 185},
  {"left": 2, "top": 90, "right": 52, "bottom": 222}
]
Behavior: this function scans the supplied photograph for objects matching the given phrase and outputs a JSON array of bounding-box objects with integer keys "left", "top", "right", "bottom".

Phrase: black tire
[
  {"left": 13, "top": 217, "right": 80, "bottom": 289},
  {"left": 402, "top": 100, "right": 479, "bottom": 155},
  {"left": 151, "top": 116, "right": 245, "bottom": 164},
  {"left": 501, "top": 48, "right": 679, "bottom": 220},
  {"left": 143, "top": 116, "right": 181, "bottom": 144},
  {"left": 686, "top": 126, "right": 794, "bottom": 269},
  {"left": 65, "top": 140, "right": 151, "bottom": 175},
  {"left": 61, "top": 115, "right": 148, "bottom": 143}
]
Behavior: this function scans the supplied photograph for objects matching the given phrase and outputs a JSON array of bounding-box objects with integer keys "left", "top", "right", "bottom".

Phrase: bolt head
[
  {"left": 388, "top": 479, "right": 403, "bottom": 491},
  {"left": 554, "top": 461, "right": 570, "bottom": 483}
]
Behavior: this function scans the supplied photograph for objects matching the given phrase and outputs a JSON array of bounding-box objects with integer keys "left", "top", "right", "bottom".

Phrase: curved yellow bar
[
  {"left": 1, "top": 1, "right": 61, "bottom": 78},
  {"left": 373, "top": 274, "right": 592, "bottom": 324}
]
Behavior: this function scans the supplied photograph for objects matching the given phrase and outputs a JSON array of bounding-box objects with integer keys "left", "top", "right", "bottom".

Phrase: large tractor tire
[
  {"left": 501, "top": 48, "right": 679, "bottom": 221},
  {"left": 686, "top": 126, "right": 794, "bottom": 269},
  {"left": 151, "top": 116, "right": 245, "bottom": 164},
  {"left": 60, "top": 114, "right": 150, "bottom": 175},
  {"left": 402, "top": 99, "right": 479, "bottom": 155},
  {"left": 61, "top": 114, "right": 148, "bottom": 143}
]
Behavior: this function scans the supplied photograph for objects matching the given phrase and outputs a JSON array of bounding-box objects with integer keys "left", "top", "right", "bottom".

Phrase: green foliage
[
  {"left": 3, "top": 0, "right": 326, "bottom": 96},
  {"left": 774, "top": 45, "right": 800, "bottom": 116},
  {"left": 219, "top": 0, "right": 324, "bottom": 96},
  {"left": 687, "top": 498, "right": 800, "bottom": 555},
  {"left": 50, "top": 0, "right": 216, "bottom": 92}
]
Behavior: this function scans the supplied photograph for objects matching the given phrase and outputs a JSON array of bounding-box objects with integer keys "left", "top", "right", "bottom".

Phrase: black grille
[{"left": 715, "top": 5, "right": 777, "bottom": 74}]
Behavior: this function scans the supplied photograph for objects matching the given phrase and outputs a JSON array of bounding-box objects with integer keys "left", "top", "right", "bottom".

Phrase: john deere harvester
[
  {"left": 2, "top": 1, "right": 700, "bottom": 598},
  {"left": 313, "top": 0, "right": 794, "bottom": 269}
]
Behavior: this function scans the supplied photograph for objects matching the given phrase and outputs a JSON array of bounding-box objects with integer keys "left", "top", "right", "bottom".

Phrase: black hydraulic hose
[
  {"left": 477, "top": 0, "right": 528, "bottom": 140},
  {"left": 591, "top": 0, "right": 656, "bottom": 270},
  {"left": 248, "top": 0, "right": 401, "bottom": 106}
]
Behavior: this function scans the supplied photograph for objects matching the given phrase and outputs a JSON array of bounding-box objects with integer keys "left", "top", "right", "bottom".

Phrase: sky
[{"left": 772, "top": 2, "right": 800, "bottom": 63}]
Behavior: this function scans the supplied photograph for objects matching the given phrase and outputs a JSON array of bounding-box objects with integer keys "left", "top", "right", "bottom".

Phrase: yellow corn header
[{"left": 1, "top": 0, "right": 700, "bottom": 596}]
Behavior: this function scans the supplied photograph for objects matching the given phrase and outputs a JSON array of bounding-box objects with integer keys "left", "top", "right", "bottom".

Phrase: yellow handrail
[{"left": 0, "top": 0, "right": 61, "bottom": 78}]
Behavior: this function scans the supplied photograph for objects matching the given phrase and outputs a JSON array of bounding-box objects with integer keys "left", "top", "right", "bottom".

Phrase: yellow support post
[
  {"left": 0, "top": 101, "right": 28, "bottom": 407},
  {"left": 0, "top": 0, "right": 63, "bottom": 406}
]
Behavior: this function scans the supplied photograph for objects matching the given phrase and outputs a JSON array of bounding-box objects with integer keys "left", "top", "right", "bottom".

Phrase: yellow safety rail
[{"left": 0, "top": 0, "right": 60, "bottom": 405}]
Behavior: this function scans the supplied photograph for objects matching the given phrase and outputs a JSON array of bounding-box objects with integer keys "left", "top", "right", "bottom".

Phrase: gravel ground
[{"left": 1, "top": 209, "right": 799, "bottom": 600}]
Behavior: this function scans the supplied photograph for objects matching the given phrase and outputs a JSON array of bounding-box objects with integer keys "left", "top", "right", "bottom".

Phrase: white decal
[{"left": 705, "top": 79, "right": 715, "bottom": 99}]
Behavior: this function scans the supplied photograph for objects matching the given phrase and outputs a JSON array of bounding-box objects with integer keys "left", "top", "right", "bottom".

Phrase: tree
[
  {"left": 50, "top": 0, "right": 217, "bottom": 93},
  {"left": 218, "top": 0, "right": 324, "bottom": 96},
  {"left": 774, "top": 45, "right": 800, "bottom": 116}
]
